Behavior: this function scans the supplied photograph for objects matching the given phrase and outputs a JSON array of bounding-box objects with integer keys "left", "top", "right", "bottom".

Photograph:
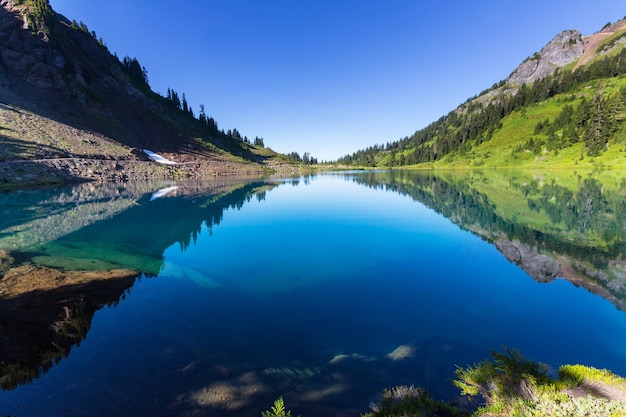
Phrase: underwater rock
[{"left": 0, "top": 249, "right": 13, "bottom": 278}]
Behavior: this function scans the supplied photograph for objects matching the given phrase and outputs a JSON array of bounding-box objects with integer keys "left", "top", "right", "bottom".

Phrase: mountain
[
  {"left": 0, "top": 0, "right": 300, "bottom": 188},
  {"left": 338, "top": 17, "right": 626, "bottom": 169}
]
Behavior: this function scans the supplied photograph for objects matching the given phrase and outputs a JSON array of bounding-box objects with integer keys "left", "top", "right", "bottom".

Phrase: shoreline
[{"left": 0, "top": 155, "right": 311, "bottom": 189}]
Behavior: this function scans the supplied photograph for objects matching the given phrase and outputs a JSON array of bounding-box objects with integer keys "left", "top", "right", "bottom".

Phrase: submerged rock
[{"left": 0, "top": 248, "right": 13, "bottom": 278}]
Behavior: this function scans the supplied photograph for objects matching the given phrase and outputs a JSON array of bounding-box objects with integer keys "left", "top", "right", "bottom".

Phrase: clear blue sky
[{"left": 49, "top": 1, "right": 625, "bottom": 161}]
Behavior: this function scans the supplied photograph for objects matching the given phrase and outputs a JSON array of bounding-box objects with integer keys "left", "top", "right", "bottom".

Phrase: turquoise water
[{"left": 1, "top": 172, "right": 626, "bottom": 416}]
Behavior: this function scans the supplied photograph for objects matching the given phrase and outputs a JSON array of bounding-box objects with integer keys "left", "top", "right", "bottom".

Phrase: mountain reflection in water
[
  {"left": 0, "top": 171, "right": 625, "bottom": 417},
  {"left": 0, "top": 178, "right": 280, "bottom": 390},
  {"left": 348, "top": 169, "right": 626, "bottom": 311}
]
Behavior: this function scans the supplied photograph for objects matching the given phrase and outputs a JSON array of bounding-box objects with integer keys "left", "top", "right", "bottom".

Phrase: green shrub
[
  {"left": 453, "top": 346, "right": 550, "bottom": 405},
  {"left": 261, "top": 397, "right": 299, "bottom": 417},
  {"left": 267, "top": 348, "right": 626, "bottom": 417},
  {"left": 558, "top": 364, "right": 626, "bottom": 387},
  {"left": 364, "top": 385, "right": 468, "bottom": 417}
]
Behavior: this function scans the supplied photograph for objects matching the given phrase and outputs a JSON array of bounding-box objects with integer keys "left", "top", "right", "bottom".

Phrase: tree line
[{"left": 285, "top": 151, "right": 318, "bottom": 164}]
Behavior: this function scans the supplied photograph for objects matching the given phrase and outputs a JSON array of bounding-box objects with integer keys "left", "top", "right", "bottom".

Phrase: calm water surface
[{"left": 1, "top": 171, "right": 625, "bottom": 416}]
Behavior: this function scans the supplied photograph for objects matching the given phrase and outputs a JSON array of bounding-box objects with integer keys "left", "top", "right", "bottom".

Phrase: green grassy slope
[
  {"left": 338, "top": 22, "right": 626, "bottom": 169},
  {"left": 436, "top": 77, "right": 626, "bottom": 169}
]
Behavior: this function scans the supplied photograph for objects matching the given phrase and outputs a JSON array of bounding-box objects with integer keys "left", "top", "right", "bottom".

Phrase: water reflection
[
  {"left": 0, "top": 267, "right": 137, "bottom": 389},
  {"left": 0, "top": 177, "right": 280, "bottom": 391},
  {"left": 1, "top": 171, "right": 626, "bottom": 417},
  {"left": 0, "top": 181, "right": 163, "bottom": 250},
  {"left": 348, "top": 169, "right": 626, "bottom": 311},
  {"left": 1, "top": 179, "right": 280, "bottom": 274}
]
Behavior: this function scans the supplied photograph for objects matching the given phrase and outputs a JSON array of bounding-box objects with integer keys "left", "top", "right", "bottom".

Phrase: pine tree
[
  {"left": 122, "top": 56, "right": 149, "bottom": 87},
  {"left": 583, "top": 88, "right": 608, "bottom": 155},
  {"left": 182, "top": 93, "right": 188, "bottom": 113},
  {"left": 170, "top": 90, "right": 181, "bottom": 109},
  {"left": 198, "top": 104, "right": 207, "bottom": 124}
]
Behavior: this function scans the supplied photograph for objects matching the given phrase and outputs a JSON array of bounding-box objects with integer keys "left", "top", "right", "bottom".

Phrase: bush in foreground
[
  {"left": 364, "top": 385, "right": 468, "bottom": 417},
  {"left": 261, "top": 396, "right": 299, "bottom": 417},
  {"left": 263, "top": 347, "right": 626, "bottom": 417}
]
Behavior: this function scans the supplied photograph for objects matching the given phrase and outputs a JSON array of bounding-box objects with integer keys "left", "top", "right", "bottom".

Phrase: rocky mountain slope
[
  {"left": 0, "top": 0, "right": 289, "bottom": 188},
  {"left": 339, "top": 16, "right": 626, "bottom": 168},
  {"left": 507, "top": 30, "right": 584, "bottom": 85},
  {"left": 508, "top": 19, "right": 626, "bottom": 84}
]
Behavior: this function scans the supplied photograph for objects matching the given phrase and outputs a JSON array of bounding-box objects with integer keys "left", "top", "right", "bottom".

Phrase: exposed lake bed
[{"left": 1, "top": 170, "right": 625, "bottom": 416}]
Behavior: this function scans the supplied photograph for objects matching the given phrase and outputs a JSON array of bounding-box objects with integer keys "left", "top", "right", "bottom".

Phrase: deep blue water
[{"left": 1, "top": 172, "right": 625, "bottom": 417}]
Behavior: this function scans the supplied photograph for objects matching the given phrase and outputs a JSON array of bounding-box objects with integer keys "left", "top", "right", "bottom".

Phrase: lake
[{"left": 1, "top": 170, "right": 625, "bottom": 417}]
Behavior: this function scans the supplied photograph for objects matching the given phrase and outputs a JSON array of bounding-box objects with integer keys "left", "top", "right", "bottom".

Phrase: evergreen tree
[
  {"left": 583, "top": 88, "right": 608, "bottom": 155},
  {"left": 170, "top": 90, "right": 181, "bottom": 109},
  {"left": 198, "top": 104, "right": 207, "bottom": 124},
  {"left": 207, "top": 117, "right": 218, "bottom": 132},
  {"left": 182, "top": 93, "right": 188, "bottom": 113},
  {"left": 122, "top": 56, "right": 149, "bottom": 87}
]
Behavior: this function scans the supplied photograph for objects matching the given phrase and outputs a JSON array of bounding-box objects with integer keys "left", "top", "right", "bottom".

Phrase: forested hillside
[{"left": 338, "top": 19, "right": 626, "bottom": 168}]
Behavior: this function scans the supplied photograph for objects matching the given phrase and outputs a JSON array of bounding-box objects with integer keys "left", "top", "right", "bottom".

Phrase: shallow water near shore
[{"left": 1, "top": 171, "right": 626, "bottom": 416}]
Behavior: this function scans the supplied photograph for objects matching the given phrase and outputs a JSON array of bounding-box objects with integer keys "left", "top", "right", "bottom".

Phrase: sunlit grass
[
  {"left": 558, "top": 365, "right": 626, "bottom": 389},
  {"left": 360, "top": 360, "right": 626, "bottom": 417},
  {"left": 355, "top": 348, "right": 626, "bottom": 417},
  {"left": 420, "top": 75, "right": 626, "bottom": 170}
]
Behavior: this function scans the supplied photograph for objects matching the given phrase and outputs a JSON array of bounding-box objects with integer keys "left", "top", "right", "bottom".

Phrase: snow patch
[
  {"left": 150, "top": 186, "right": 179, "bottom": 201},
  {"left": 143, "top": 149, "right": 177, "bottom": 165}
]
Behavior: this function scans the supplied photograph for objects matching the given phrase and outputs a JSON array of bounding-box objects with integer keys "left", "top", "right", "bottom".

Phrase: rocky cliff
[
  {"left": 0, "top": 0, "right": 66, "bottom": 88},
  {"left": 507, "top": 30, "right": 584, "bottom": 85},
  {"left": 508, "top": 19, "right": 626, "bottom": 85}
]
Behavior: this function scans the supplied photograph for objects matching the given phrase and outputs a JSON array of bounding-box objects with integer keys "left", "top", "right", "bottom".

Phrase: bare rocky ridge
[
  {"left": 507, "top": 19, "right": 626, "bottom": 86},
  {"left": 456, "top": 16, "right": 626, "bottom": 129},
  {"left": 576, "top": 19, "right": 626, "bottom": 68},
  {"left": 507, "top": 30, "right": 584, "bottom": 85}
]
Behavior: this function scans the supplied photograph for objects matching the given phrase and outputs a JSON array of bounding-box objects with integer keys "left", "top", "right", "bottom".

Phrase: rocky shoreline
[{"left": 0, "top": 153, "right": 307, "bottom": 189}]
